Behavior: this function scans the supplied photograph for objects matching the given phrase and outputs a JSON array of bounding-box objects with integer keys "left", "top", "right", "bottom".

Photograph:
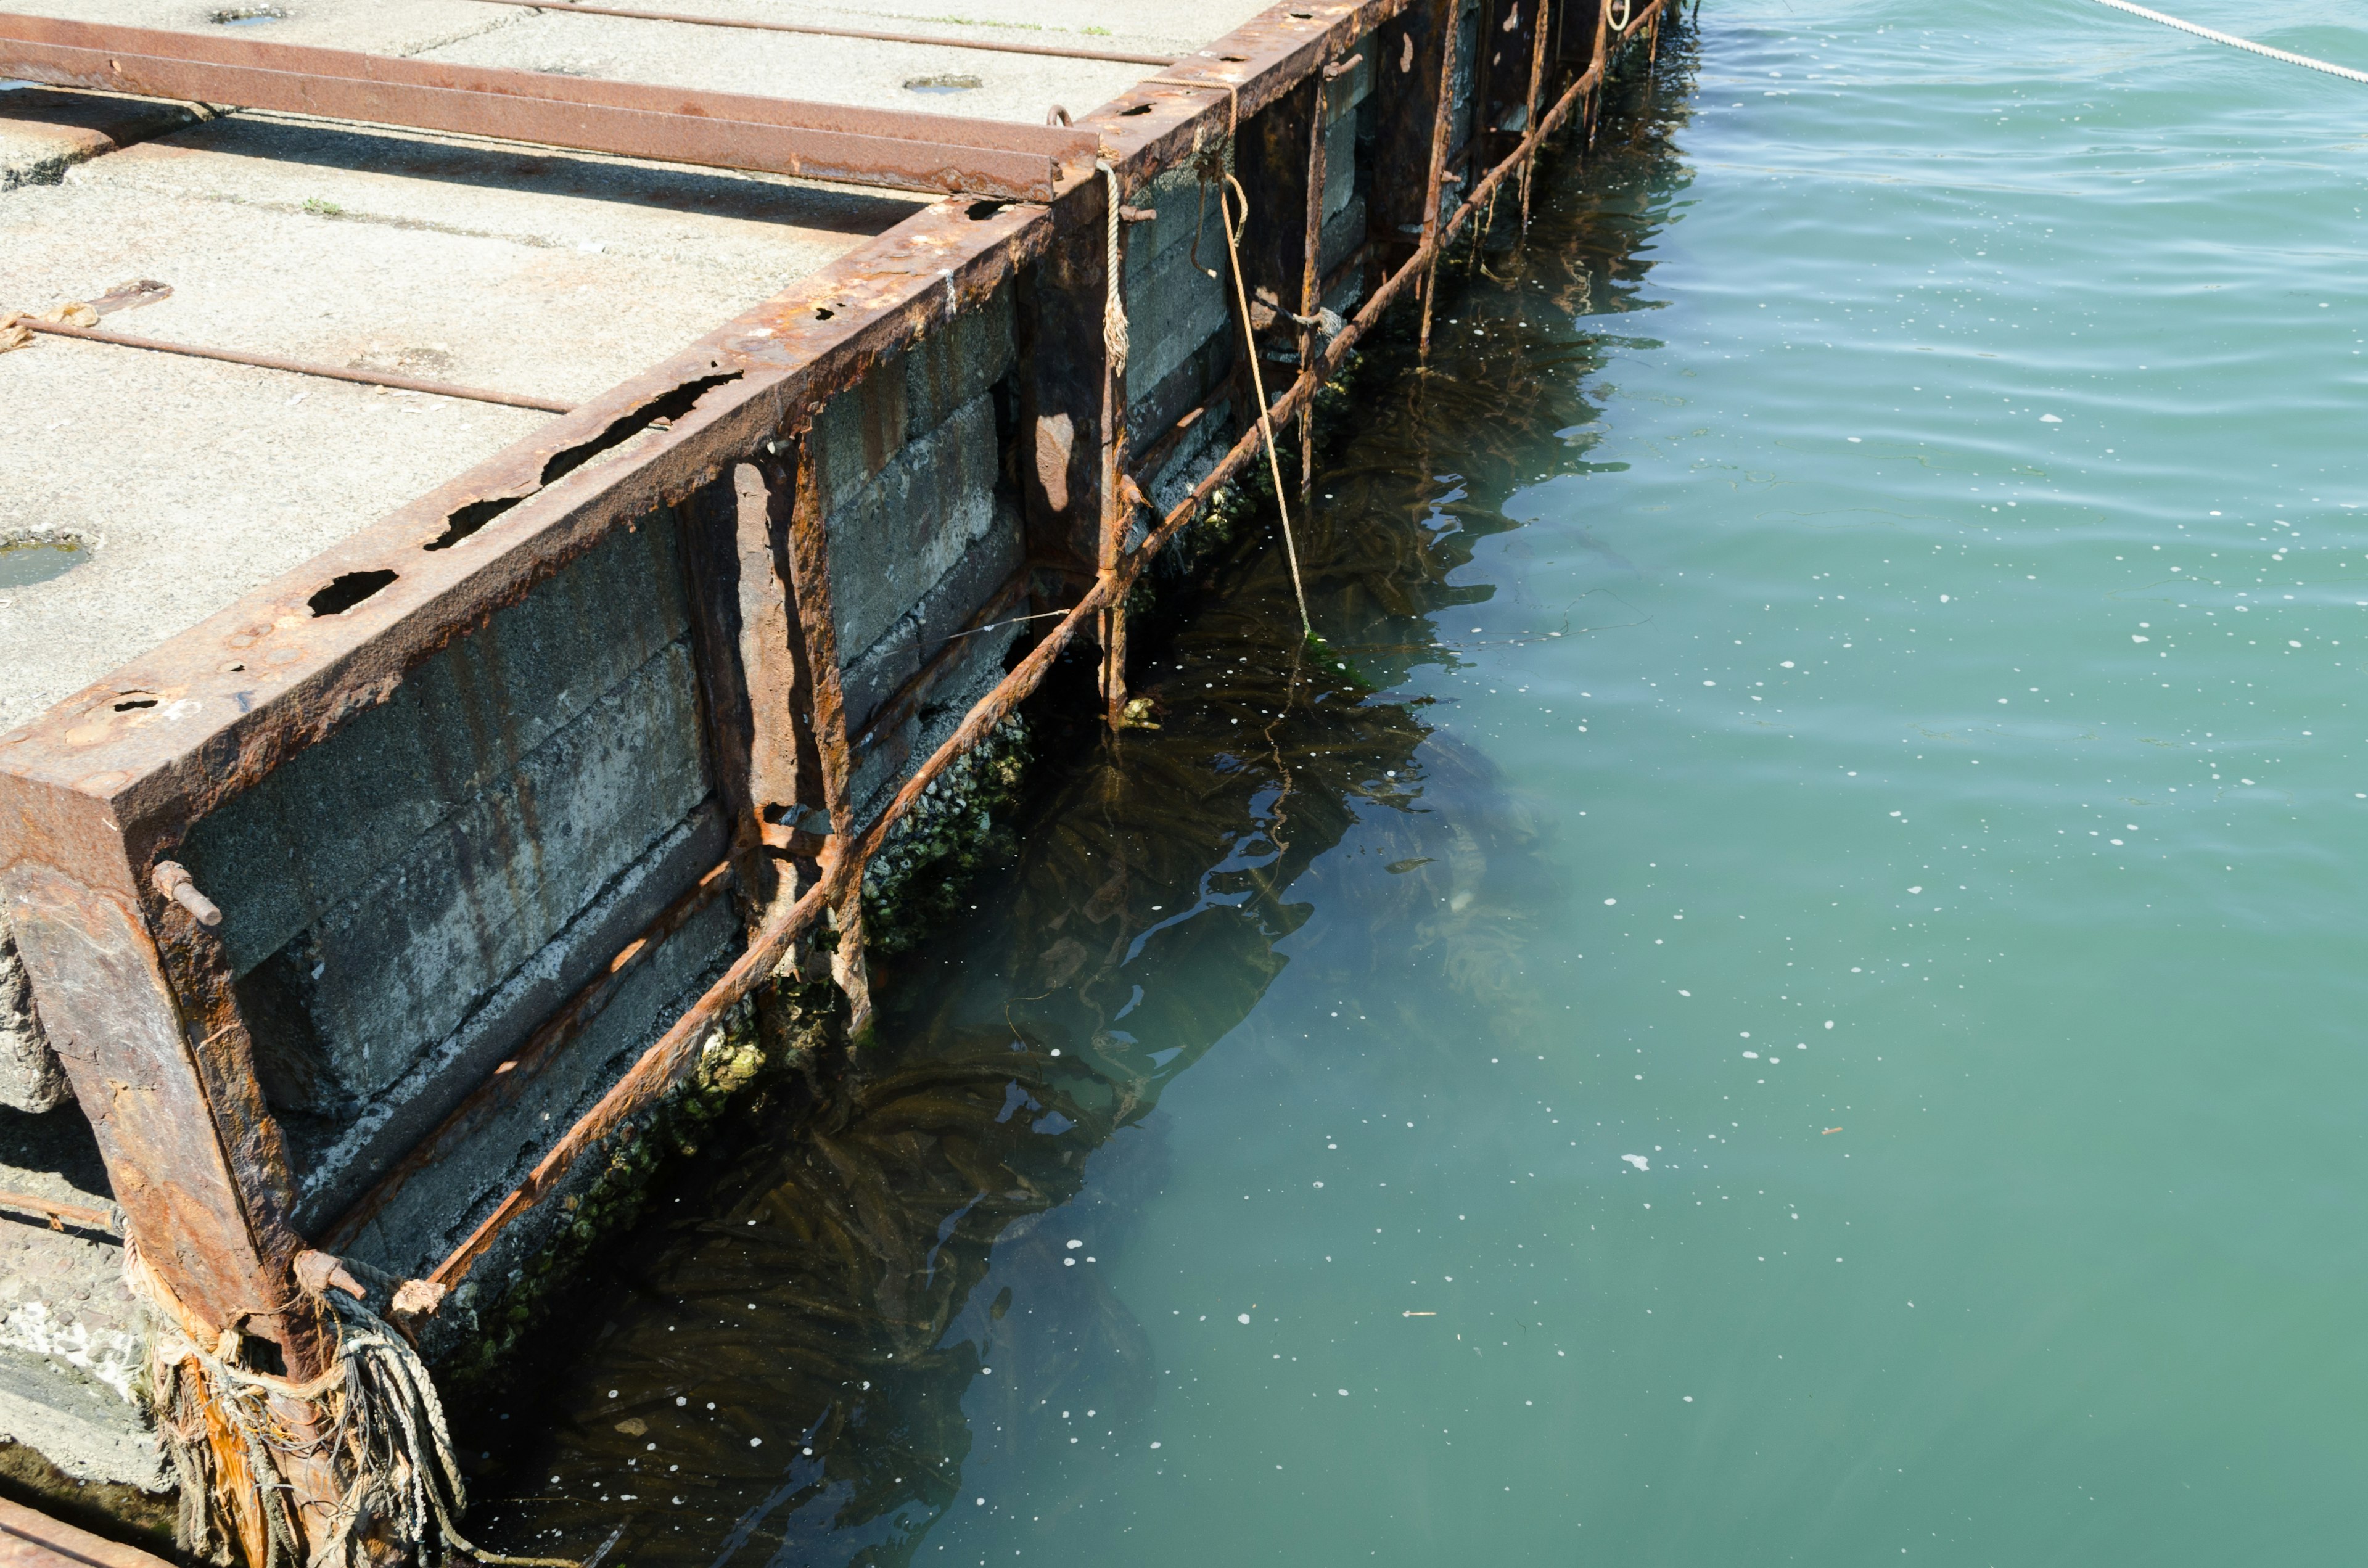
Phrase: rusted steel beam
[
  {"left": 467, "top": 0, "right": 1180, "bottom": 67},
  {"left": 10, "top": 317, "right": 575, "bottom": 411},
  {"left": 1518, "top": 0, "right": 1552, "bottom": 226},
  {"left": 0, "top": 1496, "right": 178, "bottom": 1568},
  {"left": 318, "top": 863, "right": 733, "bottom": 1254},
  {"left": 677, "top": 467, "right": 808, "bottom": 925},
  {"left": 0, "top": 13, "right": 1096, "bottom": 199},
  {"left": 0, "top": 1189, "right": 111, "bottom": 1233},
  {"left": 0, "top": 850, "right": 329, "bottom": 1374},
  {"left": 780, "top": 445, "right": 874, "bottom": 1033},
  {"left": 1416, "top": 0, "right": 1463, "bottom": 360},
  {"left": 1297, "top": 63, "right": 1330, "bottom": 505}
]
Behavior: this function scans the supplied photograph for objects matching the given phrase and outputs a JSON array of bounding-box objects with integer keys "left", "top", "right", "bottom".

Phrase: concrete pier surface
[{"left": 0, "top": 0, "right": 1658, "bottom": 1552}]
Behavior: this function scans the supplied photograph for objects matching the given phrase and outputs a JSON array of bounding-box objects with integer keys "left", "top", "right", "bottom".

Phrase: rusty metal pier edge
[
  {"left": 0, "top": 0, "right": 1669, "bottom": 1553},
  {"left": 425, "top": 0, "right": 1671, "bottom": 1296}
]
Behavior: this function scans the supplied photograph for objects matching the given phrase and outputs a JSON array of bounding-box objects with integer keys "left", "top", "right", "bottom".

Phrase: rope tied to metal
[
  {"left": 2087, "top": 0, "right": 2368, "bottom": 84},
  {"left": 1096, "top": 160, "right": 1130, "bottom": 377},
  {"left": 124, "top": 1241, "right": 575, "bottom": 1568}
]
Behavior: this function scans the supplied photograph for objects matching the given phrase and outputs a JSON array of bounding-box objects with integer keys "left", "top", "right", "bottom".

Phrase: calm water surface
[{"left": 475, "top": 4, "right": 2368, "bottom": 1561}]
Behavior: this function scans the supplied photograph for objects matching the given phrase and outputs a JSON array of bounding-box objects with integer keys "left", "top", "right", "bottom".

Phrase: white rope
[
  {"left": 1096, "top": 160, "right": 1130, "bottom": 376},
  {"left": 2088, "top": 0, "right": 2368, "bottom": 85}
]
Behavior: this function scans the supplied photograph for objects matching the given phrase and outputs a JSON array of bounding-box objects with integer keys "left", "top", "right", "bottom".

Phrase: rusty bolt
[
  {"left": 150, "top": 861, "right": 223, "bottom": 927},
  {"left": 1118, "top": 205, "right": 1159, "bottom": 224},
  {"left": 294, "top": 1249, "right": 369, "bottom": 1300},
  {"left": 1323, "top": 52, "right": 1366, "bottom": 80}
]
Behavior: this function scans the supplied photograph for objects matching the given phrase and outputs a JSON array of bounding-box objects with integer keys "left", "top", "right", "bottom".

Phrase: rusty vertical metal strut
[
  {"left": 1518, "top": 0, "right": 1552, "bottom": 229},
  {"left": 781, "top": 435, "right": 874, "bottom": 1036},
  {"left": 1589, "top": 0, "right": 1611, "bottom": 145},
  {"left": 1416, "top": 0, "right": 1464, "bottom": 363},
  {"left": 1298, "top": 68, "right": 1331, "bottom": 507}
]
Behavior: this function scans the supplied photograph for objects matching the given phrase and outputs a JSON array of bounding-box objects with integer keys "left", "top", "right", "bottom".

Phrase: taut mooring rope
[
  {"left": 2087, "top": 0, "right": 2368, "bottom": 84},
  {"left": 1215, "top": 174, "right": 1314, "bottom": 638}
]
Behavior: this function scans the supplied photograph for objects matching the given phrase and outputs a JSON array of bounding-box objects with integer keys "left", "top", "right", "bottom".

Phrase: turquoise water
[{"left": 475, "top": 5, "right": 2368, "bottom": 1562}]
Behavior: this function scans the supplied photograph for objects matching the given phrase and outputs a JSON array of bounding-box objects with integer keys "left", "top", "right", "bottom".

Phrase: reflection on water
[{"left": 465, "top": 44, "right": 1694, "bottom": 1567}]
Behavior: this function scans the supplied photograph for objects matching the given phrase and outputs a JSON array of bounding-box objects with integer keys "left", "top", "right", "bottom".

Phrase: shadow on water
[{"left": 466, "top": 33, "right": 1700, "bottom": 1567}]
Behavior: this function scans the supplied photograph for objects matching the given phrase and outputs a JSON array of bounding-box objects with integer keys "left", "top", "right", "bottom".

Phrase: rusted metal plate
[
  {"left": 0, "top": 853, "right": 314, "bottom": 1363},
  {"left": 0, "top": 1496, "right": 177, "bottom": 1568},
  {"left": 0, "top": 13, "right": 1096, "bottom": 199}
]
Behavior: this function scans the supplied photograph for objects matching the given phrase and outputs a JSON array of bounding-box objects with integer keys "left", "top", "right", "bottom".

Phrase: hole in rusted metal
[
  {"left": 538, "top": 372, "right": 741, "bottom": 486},
  {"left": 308, "top": 569, "right": 397, "bottom": 617},
  {"left": 814, "top": 307, "right": 836, "bottom": 321},
  {"left": 113, "top": 697, "right": 157, "bottom": 712},
  {"left": 1120, "top": 102, "right": 1154, "bottom": 116},
  {"left": 1219, "top": 54, "right": 1247, "bottom": 62},
  {"left": 966, "top": 199, "right": 1010, "bottom": 221},
  {"left": 426, "top": 496, "right": 519, "bottom": 551},
  {"left": 424, "top": 372, "right": 742, "bottom": 551},
  {"left": 0, "top": 536, "right": 89, "bottom": 589},
  {"left": 905, "top": 74, "right": 982, "bottom": 94},
  {"left": 221, "top": 662, "right": 246, "bottom": 673}
]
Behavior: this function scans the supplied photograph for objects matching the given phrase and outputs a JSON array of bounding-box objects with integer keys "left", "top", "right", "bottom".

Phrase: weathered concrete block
[
  {"left": 810, "top": 285, "right": 1015, "bottom": 512},
  {"left": 186, "top": 515, "right": 694, "bottom": 980},
  {"left": 0, "top": 87, "right": 199, "bottom": 192},
  {"left": 822, "top": 390, "right": 1009, "bottom": 667},
  {"left": 342, "top": 892, "right": 738, "bottom": 1283},
  {"left": 1122, "top": 167, "right": 1232, "bottom": 410},
  {"left": 241, "top": 633, "right": 710, "bottom": 1116},
  {"left": 287, "top": 800, "right": 729, "bottom": 1231},
  {"left": 849, "top": 618, "right": 1022, "bottom": 824},
  {"left": 0, "top": 926, "right": 66, "bottom": 1115},
  {"left": 841, "top": 511, "right": 1024, "bottom": 751}
]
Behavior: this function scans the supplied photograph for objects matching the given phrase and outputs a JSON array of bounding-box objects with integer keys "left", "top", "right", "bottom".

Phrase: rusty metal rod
[
  {"left": 470, "top": 0, "right": 1180, "bottom": 67},
  {"left": 1415, "top": 0, "right": 1462, "bottom": 361},
  {"left": 0, "top": 1190, "right": 112, "bottom": 1233},
  {"left": 428, "top": 4, "right": 1653, "bottom": 1294},
  {"left": 321, "top": 862, "right": 734, "bottom": 1253},
  {"left": 15, "top": 319, "right": 576, "bottom": 412},
  {"left": 429, "top": 879, "right": 824, "bottom": 1286}
]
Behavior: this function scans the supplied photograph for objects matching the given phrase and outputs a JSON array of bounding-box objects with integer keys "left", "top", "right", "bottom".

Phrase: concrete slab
[
  {"left": 0, "top": 1112, "right": 155, "bottom": 1494},
  {"left": 0, "top": 108, "right": 920, "bottom": 727},
  {"left": 412, "top": 0, "right": 1276, "bottom": 129}
]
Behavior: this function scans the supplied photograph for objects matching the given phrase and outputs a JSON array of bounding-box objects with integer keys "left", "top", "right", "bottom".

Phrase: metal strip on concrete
[
  {"left": 0, "top": 1496, "right": 173, "bottom": 1568},
  {"left": 0, "top": 12, "right": 1098, "bottom": 198}
]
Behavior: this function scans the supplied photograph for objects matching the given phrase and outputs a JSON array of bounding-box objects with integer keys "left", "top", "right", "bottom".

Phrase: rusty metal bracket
[{"left": 0, "top": 13, "right": 1100, "bottom": 200}]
